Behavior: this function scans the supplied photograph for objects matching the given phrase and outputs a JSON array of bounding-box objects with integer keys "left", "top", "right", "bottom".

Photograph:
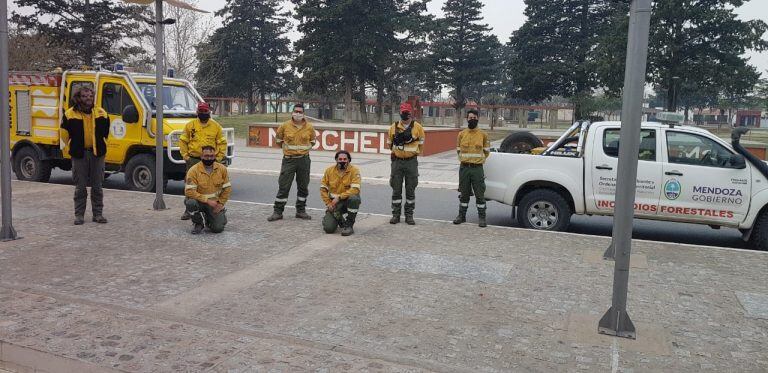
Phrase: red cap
[
  {"left": 399, "top": 102, "right": 413, "bottom": 114},
  {"left": 197, "top": 102, "right": 210, "bottom": 113}
]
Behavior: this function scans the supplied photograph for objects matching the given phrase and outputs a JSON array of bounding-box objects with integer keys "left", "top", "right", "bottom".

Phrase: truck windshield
[{"left": 137, "top": 83, "right": 198, "bottom": 117}]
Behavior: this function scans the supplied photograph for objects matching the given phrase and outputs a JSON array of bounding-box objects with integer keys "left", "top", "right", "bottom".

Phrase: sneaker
[
  {"left": 405, "top": 215, "right": 416, "bottom": 225},
  {"left": 295, "top": 211, "right": 312, "bottom": 220},
  {"left": 191, "top": 224, "right": 204, "bottom": 234},
  {"left": 74, "top": 215, "right": 84, "bottom": 225},
  {"left": 267, "top": 212, "right": 283, "bottom": 222},
  {"left": 92, "top": 215, "right": 108, "bottom": 224},
  {"left": 180, "top": 211, "right": 192, "bottom": 220}
]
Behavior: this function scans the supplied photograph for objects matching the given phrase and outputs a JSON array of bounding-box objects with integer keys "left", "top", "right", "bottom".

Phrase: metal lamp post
[
  {"left": 597, "top": 0, "right": 653, "bottom": 339},
  {"left": 0, "top": 0, "right": 17, "bottom": 241}
]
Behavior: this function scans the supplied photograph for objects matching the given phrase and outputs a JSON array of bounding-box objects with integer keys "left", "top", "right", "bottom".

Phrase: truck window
[
  {"left": 602, "top": 129, "right": 656, "bottom": 161},
  {"left": 666, "top": 131, "right": 732, "bottom": 168},
  {"left": 101, "top": 83, "right": 134, "bottom": 115},
  {"left": 67, "top": 81, "right": 94, "bottom": 109}
]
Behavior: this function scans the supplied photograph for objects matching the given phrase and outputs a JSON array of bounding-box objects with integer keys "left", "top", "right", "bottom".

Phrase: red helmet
[{"left": 197, "top": 102, "right": 211, "bottom": 113}]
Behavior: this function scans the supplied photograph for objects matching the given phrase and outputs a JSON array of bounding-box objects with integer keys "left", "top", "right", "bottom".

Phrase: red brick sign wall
[{"left": 248, "top": 125, "right": 461, "bottom": 156}]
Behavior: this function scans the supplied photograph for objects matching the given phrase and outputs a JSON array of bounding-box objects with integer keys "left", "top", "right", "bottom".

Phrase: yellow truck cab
[{"left": 8, "top": 69, "right": 235, "bottom": 191}]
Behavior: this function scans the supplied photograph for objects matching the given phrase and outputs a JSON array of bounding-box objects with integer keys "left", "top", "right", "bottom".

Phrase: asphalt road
[{"left": 42, "top": 169, "right": 748, "bottom": 249}]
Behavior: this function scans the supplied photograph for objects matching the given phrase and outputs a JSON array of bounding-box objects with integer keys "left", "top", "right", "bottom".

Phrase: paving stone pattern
[{"left": 0, "top": 181, "right": 766, "bottom": 372}]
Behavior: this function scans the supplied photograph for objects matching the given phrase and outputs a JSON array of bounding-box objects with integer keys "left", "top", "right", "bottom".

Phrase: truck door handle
[
  {"left": 596, "top": 165, "right": 613, "bottom": 170},
  {"left": 665, "top": 171, "right": 683, "bottom": 176}
]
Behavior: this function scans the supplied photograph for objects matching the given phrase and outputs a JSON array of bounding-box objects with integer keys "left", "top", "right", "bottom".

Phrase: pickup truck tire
[
  {"left": 12, "top": 146, "right": 52, "bottom": 182},
  {"left": 125, "top": 154, "right": 167, "bottom": 192},
  {"left": 517, "top": 189, "right": 572, "bottom": 231},
  {"left": 499, "top": 131, "right": 544, "bottom": 154},
  {"left": 748, "top": 211, "right": 768, "bottom": 251}
]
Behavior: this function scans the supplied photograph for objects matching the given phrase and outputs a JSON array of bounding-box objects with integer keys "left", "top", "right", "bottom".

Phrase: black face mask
[
  {"left": 337, "top": 162, "right": 348, "bottom": 170},
  {"left": 198, "top": 113, "right": 211, "bottom": 122},
  {"left": 400, "top": 113, "right": 411, "bottom": 121},
  {"left": 468, "top": 119, "right": 479, "bottom": 129},
  {"left": 202, "top": 158, "right": 215, "bottom": 166}
]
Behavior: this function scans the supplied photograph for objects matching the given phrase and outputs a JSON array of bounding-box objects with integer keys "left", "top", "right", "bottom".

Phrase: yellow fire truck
[{"left": 8, "top": 69, "right": 235, "bottom": 191}]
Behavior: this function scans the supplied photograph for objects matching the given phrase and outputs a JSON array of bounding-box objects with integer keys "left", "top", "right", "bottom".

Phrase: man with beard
[{"left": 60, "top": 86, "right": 110, "bottom": 225}]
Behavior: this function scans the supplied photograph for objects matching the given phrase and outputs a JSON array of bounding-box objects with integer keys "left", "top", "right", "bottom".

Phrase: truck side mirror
[
  {"left": 729, "top": 153, "right": 746, "bottom": 169},
  {"left": 122, "top": 105, "right": 140, "bottom": 124}
]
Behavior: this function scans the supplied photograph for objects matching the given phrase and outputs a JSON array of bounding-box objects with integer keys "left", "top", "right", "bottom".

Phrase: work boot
[
  {"left": 405, "top": 214, "right": 415, "bottom": 225},
  {"left": 191, "top": 223, "right": 204, "bottom": 235},
  {"left": 295, "top": 211, "right": 312, "bottom": 220},
  {"left": 180, "top": 211, "right": 191, "bottom": 220},
  {"left": 478, "top": 208, "right": 487, "bottom": 228},
  {"left": 390, "top": 215, "right": 400, "bottom": 224},
  {"left": 267, "top": 212, "right": 283, "bottom": 222},
  {"left": 74, "top": 215, "right": 84, "bottom": 225},
  {"left": 342, "top": 214, "right": 356, "bottom": 236},
  {"left": 92, "top": 215, "right": 108, "bottom": 224},
  {"left": 453, "top": 212, "right": 466, "bottom": 225}
]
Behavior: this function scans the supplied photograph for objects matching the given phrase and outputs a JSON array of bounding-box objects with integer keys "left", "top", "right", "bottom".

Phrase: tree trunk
[
  {"left": 259, "top": 93, "right": 267, "bottom": 114},
  {"left": 344, "top": 78, "right": 353, "bottom": 123},
  {"left": 247, "top": 89, "right": 255, "bottom": 114},
  {"left": 454, "top": 89, "right": 464, "bottom": 128},
  {"left": 666, "top": 84, "right": 675, "bottom": 112},
  {"left": 491, "top": 107, "right": 498, "bottom": 130},
  {"left": 375, "top": 83, "right": 385, "bottom": 125}
]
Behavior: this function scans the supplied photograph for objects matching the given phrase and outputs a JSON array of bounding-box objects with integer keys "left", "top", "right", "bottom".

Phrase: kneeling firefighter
[{"left": 320, "top": 150, "right": 362, "bottom": 236}]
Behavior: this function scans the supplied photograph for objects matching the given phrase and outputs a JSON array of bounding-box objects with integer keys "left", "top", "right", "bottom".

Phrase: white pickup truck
[{"left": 484, "top": 121, "right": 768, "bottom": 250}]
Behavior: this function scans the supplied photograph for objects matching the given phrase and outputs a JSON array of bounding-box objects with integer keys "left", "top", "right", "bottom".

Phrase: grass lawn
[{"left": 216, "top": 114, "right": 292, "bottom": 138}]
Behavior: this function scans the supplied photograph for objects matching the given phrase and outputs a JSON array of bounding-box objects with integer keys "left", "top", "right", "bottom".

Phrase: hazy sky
[{"left": 194, "top": 0, "right": 768, "bottom": 75}]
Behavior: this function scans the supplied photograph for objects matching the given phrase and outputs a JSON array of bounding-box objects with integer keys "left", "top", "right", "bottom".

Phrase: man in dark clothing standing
[{"left": 60, "top": 87, "right": 111, "bottom": 225}]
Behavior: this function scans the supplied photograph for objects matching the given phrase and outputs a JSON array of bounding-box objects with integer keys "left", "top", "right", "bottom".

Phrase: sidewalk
[{"left": 1, "top": 181, "right": 767, "bottom": 372}]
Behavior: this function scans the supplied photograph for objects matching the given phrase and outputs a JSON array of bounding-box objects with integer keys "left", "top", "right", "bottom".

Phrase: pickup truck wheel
[
  {"left": 13, "top": 146, "right": 52, "bottom": 182},
  {"left": 125, "top": 154, "right": 162, "bottom": 192},
  {"left": 517, "top": 190, "right": 572, "bottom": 231},
  {"left": 748, "top": 211, "right": 768, "bottom": 251},
  {"left": 499, "top": 131, "right": 544, "bottom": 154}
]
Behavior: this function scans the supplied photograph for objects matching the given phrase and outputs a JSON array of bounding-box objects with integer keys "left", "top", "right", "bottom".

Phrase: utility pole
[
  {"left": 597, "top": 0, "right": 653, "bottom": 339},
  {"left": 0, "top": 0, "right": 18, "bottom": 241}
]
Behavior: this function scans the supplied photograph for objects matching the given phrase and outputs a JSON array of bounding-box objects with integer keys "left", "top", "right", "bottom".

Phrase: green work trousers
[
  {"left": 273, "top": 155, "right": 311, "bottom": 213},
  {"left": 322, "top": 195, "right": 361, "bottom": 233},
  {"left": 390, "top": 157, "right": 418, "bottom": 216},
  {"left": 458, "top": 164, "right": 486, "bottom": 217},
  {"left": 185, "top": 199, "right": 228, "bottom": 233}
]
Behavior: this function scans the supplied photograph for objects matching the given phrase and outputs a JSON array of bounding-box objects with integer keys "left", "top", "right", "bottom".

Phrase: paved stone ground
[{"left": 0, "top": 181, "right": 767, "bottom": 372}]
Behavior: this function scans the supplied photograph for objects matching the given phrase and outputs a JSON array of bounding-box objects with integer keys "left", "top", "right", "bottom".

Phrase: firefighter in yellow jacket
[
  {"left": 320, "top": 150, "right": 361, "bottom": 236},
  {"left": 453, "top": 109, "right": 490, "bottom": 227},
  {"left": 179, "top": 102, "right": 227, "bottom": 220},
  {"left": 268, "top": 103, "right": 316, "bottom": 221},
  {"left": 184, "top": 146, "right": 231, "bottom": 234},
  {"left": 387, "top": 102, "right": 425, "bottom": 225}
]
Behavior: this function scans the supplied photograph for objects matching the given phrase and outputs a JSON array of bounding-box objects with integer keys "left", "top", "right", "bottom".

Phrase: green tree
[
  {"left": 506, "top": 0, "right": 615, "bottom": 120},
  {"left": 292, "top": 0, "right": 429, "bottom": 123},
  {"left": 196, "top": 0, "right": 292, "bottom": 113},
  {"left": 597, "top": 0, "right": 767, "bottom": 111},
  {"left": 432, "top": 0, "right": 500, "bottom": 127},
  {"left": 12, "top": 0, "right": 148, "bottom": 68}
]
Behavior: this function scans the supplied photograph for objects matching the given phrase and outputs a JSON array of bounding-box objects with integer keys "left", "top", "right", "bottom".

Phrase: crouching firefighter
[
  {"left": 184, "top": 146, "right": 232, "bottom": 234},
  {"left": 320, "top": 150, "right": 361, "bottom": 236}
]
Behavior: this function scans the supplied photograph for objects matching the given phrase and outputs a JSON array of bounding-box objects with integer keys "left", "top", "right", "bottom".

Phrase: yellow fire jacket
[
  {"left": 320, "top": 164, "right": 361, "bottom": 205},
  {"left": 276, "top": 119, "right": 316, "bottom": 156},
  {"left": 457, "top": 128, "right": 491, "bottom": 164},
  {"left": 179, "top": 118, "right": 227, "bottom": 161},
  {"left": 184, "top": 162, "right": 232, "bottom": 205},
  {"left": 387, "top": 120, "right": 425, "bottom": 159}
]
